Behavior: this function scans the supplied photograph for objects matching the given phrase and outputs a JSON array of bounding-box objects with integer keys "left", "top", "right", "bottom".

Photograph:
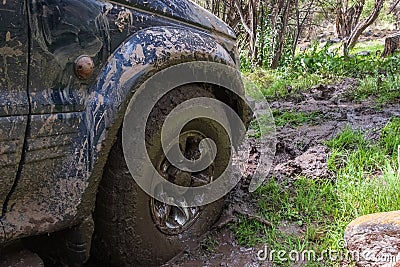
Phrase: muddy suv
[{"left": 0, "top": 0, "right": 248, "bottom": 266}]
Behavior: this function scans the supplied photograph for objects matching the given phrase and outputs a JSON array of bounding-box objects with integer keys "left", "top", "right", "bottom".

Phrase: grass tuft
[{"left": 234, "top": 120, "right": 400, "bottom": 266}]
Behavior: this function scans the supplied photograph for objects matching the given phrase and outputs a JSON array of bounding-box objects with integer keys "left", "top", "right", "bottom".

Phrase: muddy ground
[
  {"left": 2, "top": 79, "right": 399, "bottom": 267},
  {"left": 164, "top": 78, "right": 400, "bottom": 267}
]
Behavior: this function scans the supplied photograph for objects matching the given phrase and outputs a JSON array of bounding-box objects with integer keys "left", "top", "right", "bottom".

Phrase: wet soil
[
  {"left": 0, "top": 243, "right": 44, "bottom": 267},
  {"left": 164, "top": 78, "right": 400, "bottom": 267},
  {"left": 4, "top": 79, "right": 399, "bottom": 267}
]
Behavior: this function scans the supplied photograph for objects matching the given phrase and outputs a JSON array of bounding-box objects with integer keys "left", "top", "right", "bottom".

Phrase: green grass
[
  {"left": 328, "top": 40, "right": 385, "bottom": 57},
  {"left": 380, "top": 117, "right": 400, "bottom": 162},
  {"left": 234, "top": 119, "right": 400, "bottom": 266},
  {"left": 243, "top": 68, "right": 335, "bottom": 100},
  {"left": 248, "top": 113, "right": 275, "bottom": 139},
  {"left": 200, "top": 234, "right": 219, "bottom": 254},
  {"left": 351, "top": 73, "right": 400, "bottom": 104},
  {"left": 244, "top": 50, "right": 400, "bottom": 104},
  {"left": 248, "top": 110, "right": 322, "bottom": 138},
  {"left": 351, "top": 40, "right": 385, "bottom": 56},
  {"left": 273, "top": 110, "right": 323, "bottom": 127}
]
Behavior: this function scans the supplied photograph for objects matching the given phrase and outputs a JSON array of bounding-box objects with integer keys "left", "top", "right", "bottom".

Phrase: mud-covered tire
[{"left": 92, "top": 85, "right": 231, "bottom": 266}]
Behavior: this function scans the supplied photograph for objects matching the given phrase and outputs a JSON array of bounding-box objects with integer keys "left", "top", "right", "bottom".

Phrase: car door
[
  {"left": 0, "top": 0, "right": 29, "bottom": 208},
  {"left": 2, "top": 0, "right": 103, "bottom": 219}
]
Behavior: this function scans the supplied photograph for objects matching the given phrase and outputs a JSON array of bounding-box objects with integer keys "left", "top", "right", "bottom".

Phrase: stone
[
  {"left": 330, "top": 38, "right": 342, "bottom": 43},
  {"left": 357, "top": 51, "right": 371, "bottom": 56},
  {"left": 345, "top": 211, "right": 400, "bottom": 267},
  {"left": 364, "top": 30, "right": 374, "bottom": 37},
  {"left": 299, "top": 42, "right": 311, "bottom": 51}
]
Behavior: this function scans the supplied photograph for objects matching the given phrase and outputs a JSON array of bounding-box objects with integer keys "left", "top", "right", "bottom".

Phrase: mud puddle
[{"left": 164, "top": 78, "right": 400, "bottom": 267}]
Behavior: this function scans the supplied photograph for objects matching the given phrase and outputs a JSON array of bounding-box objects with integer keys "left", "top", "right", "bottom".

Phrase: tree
[
  {"left": 343, "top": 0, "right": 386, "bottom": 55},
  {"left": 382, "top": 33, "right": 400, "bottom": 57},
  {"left": 335, "top": 0, "right": 365, "bottom": 39},
  {"left": 388, "top": 0, "right": 400, "bottom": 29},
  {"left": 270, "top": 0, "right": 294, "bottom": 68},
  {"left": 234, "top": 0, "right": 259, "bottom": 61},
  {"left": 196, "top": 0, "right": 387, "bottom": 66}
]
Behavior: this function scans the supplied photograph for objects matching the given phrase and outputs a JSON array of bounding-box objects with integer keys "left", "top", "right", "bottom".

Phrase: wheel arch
[
  {"left": 78, "top": 26, "right": 249, "bottom": 219},
  {"left": 2, "top": 26, "right": 249, "bottom": 266}
]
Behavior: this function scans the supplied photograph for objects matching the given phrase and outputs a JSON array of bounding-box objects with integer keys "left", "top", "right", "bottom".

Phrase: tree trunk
[
  {"left": 271, "top": 0, "right": 293, "bottom": 69},
  {"left": 382, "top": 33, "right": 400, "bottom": 57},
  {"left": 234, "top": 0, "right": 258, "bottom": 63},
  {"left": 336, "top": 1, "right": 365, "bottom": 39},
  {"left": 292, "top": 0, "right": 314, "bottom": 59},
  {"left": 344, "top": 0, "right": 385, "bottom": 56},
  {"left": 248, "top": 0, "right": 257, "bottom": 61},
  {"left": 389, "top": 0, "right": 400, "bottom": 29},
  {"left": 258, "top": 2, "right": 265, "bottom": 66}
]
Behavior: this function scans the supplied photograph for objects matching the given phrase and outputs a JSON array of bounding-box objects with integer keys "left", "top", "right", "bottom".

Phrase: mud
[
  {"left": 164, "top": 228, "right": 264, "bottom": 267},
  {"left": 0, "top": 245, "right": 44, "bottom": 267},
  {"left": 165, "top": 78, "right": 400, "bottom": 267},
  {"left": 8, "top": 78, "right": 399, "bottom": 266}
]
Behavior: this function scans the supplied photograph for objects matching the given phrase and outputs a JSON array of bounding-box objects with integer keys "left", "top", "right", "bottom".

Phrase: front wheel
[{"left": 92, "top": 85, "right": 232, "bottom": 266}]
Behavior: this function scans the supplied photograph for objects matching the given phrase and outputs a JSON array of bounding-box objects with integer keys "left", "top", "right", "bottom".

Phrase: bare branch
[{"left": 233, "top": 0, "right": 251, "bottom": 35}]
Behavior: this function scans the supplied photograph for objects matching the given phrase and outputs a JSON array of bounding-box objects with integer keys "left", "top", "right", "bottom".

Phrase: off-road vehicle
[{"left": 0, "top": 0, "right": 248, "bottom": 265}]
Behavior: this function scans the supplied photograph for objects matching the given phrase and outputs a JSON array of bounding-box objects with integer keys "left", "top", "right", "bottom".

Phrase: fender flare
[
  {"left": 0, "top": 28, "right": 246, "bottom": 246},
  {"left": 79, "top": 26, "right": 244, "bottom": 215}
]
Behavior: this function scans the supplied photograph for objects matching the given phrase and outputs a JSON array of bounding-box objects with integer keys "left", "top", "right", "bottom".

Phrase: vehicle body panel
[
  {"left": 0, "top": 0, "right": 29, "bottom": 220},
  {"left": 109, "top": 0, "right": 236, "bottom": 38},
  {"left": 0, "top": 0, "right": 244, "bottom": 245}
]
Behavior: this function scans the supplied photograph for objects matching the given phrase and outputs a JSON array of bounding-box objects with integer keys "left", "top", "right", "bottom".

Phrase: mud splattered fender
[
  {"left": 0, "top": 26, "right": 241, "bottom": 244},
  {"left": 79, "top": 25, "right": 239, "bottom": 213},
  {"left": 110, "top": 0, "right": 236, "bottom": 39}
]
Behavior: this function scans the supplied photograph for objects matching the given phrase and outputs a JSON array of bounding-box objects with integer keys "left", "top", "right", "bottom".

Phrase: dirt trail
[{"left": 165, "top": 78, "right": 400, "bottom": 267}]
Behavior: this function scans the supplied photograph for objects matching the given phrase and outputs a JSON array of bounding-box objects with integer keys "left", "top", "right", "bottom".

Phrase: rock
[
  {"left": 299, "top": 42, "right": 311, "bottom": 51},
  {"left": 364, "top": 30, "right": 374, "bottom": 37},
  {"left": 345, "top": 211, "right": 400, "bottom": 267},
  {"left": 330, "top": 38, "right": 342, "bottom": 43},
  {"left": 357, "top": 51, "right": 371, "bottom": 56},
  {"left": 310, "top": 84, "right": 332, "bottom": 100}
]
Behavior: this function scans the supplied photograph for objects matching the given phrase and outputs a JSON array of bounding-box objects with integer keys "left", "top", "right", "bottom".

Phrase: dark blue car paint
[
  {"left": 0, "top": 0, "right": 29, "bottom": 236},
  {"left": 0, "top": 0, "right": 245, "bottom": 246}
]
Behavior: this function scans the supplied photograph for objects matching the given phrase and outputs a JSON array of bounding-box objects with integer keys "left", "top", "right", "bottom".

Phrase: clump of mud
[{"left": 274, "top": 145, "right": 330, "bottom": 179}]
